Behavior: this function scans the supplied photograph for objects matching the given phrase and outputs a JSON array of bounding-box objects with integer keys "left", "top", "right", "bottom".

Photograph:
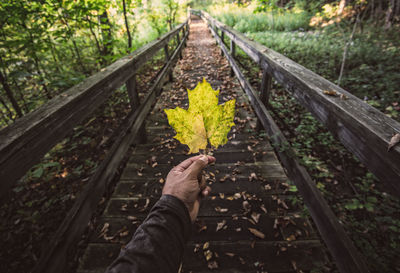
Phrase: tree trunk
[
  {"left": 0, "top": 95, "right": 14, "bottom": 122},
  {"left": 385, "top": 0, "right": 396, "bottom": 29},
  {"left": 0, "top": 69, "right": 23, "bottom": 118},
  {"left": 60, "top": 16, "right": 86, "bottom": 73},
  {"left": 86, "top": 15, "right": 103, "bottom": 56},
  {"left": 12, "top": 78, "right": 29, "bottom": 112},
  {"left": 122, "top": 0, "right": 133, "bottom": 50},
  {"left": 99, "top": 11, "right": 113, "bottom": 61},
  {"left": 22, "top": 24, "right": 52, "bottom": 100},
  {"left": 338, "top": 0, "right": 348, "bottom": 15},
  {"left": 47, "top": 35, "right": 61, "bottom": 74}
]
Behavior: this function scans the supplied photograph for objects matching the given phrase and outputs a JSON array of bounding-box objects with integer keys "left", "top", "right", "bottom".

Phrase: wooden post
[
  {"left": 220, "top": 32, "right": 224, "bottom": 56},
  {"left": 230, "top": 39, "right": 236, "bottom": 76},
  {"left": 126, "top": 75, "right": 146, "bottom": 143},
  {"left": 164, "top": 45, "right": 173, "bottom": 82},
  {"left": 256, "top": 70, "right": 272, "bottom": 131},
  {"left": 126, "top": 75, "right": 139, "bottom": 108},
  {"left": 176, "top": 32, "right": 183, "bottom": 59}
]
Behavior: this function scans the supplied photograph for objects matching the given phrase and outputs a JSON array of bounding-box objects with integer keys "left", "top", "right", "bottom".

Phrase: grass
[{"left": 220, "top": 12, "right": 400, "bottom": 119}]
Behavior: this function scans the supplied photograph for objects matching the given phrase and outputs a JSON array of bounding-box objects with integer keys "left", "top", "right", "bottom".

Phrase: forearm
[{"left": 105, "top": 195, "right": 191, "bottom": 273}]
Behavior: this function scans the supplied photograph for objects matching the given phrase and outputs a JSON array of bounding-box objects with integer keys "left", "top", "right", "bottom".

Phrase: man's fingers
[
  {"left": 173, "top": 155, "right": 203, "bottom": 172},
  {"left": 187, "top": 155, "right": 209, "bottom": 177},
  {"left": 201, "top": 186, "right": 211, "bottom": 197},
  {"left": 199, "top": 175, "right": 206, "bottom": 191}
]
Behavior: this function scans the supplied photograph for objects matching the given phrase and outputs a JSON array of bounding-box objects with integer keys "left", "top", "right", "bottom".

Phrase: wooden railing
[
  {"left": 191, "top": 9, "right": 400, "bottom": 273},
  {"left": 0, "top": 19, "right": 189, "bottom": 273}
]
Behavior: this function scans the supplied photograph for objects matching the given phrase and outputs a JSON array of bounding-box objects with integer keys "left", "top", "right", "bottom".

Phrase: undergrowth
[{"left": 214, "top": 4, "right": 400, "bottom": 272}]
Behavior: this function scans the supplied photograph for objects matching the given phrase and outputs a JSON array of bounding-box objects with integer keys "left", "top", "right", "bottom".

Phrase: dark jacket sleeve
[{"left": 105, "top": 194, "right": 192, "bottom": 273}]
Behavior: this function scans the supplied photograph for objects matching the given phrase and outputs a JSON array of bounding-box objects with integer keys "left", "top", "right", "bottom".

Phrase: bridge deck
[{"left": 77, "top": 19, "right": 329, "bottom": 273}]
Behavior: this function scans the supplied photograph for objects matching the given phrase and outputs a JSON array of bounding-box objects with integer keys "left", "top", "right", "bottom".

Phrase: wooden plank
[
  {"left": 0, "top": 20, "right": 188, "bottom": 198},
  {"left": 78, "top": 240, "right": 327, "bottom": 273},
  {"left": 31, "top": 25, "right": 189, "bottom": 273},
  {"left": 204, "top": 18, "right": 370, "bottom": 273},
  {"left": 198, "top": 10, "right": 400, "bottom": 196},
  {"left": 119, "top": 162, "right": 286, "bottom": 182},
  {"left": 87, "top": 214, "right": 316, "bottom": 245}
]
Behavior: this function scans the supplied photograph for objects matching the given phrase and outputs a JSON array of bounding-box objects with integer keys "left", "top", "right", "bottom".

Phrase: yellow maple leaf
[{"left": 164, "top": 79, "right": 235, "bottom": 154}]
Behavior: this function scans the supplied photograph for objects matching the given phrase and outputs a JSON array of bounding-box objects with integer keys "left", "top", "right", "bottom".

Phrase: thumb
[{"left": 186, "top": 155, "right": 208, "bottom": 178}]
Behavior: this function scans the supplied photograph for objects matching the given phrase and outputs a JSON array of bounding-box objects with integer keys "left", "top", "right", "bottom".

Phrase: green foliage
[
  {"left": 0, "top": 0, "right": 188, "bottom": 129},
  {"left": 215, "top": 3, "right": 400, "bottom": 271},
  {"left": 210, "top": 3, "right": 311, "bottom": 32},
  {"left": 242, "top": 27, "right": 400, "bottom": 118}
]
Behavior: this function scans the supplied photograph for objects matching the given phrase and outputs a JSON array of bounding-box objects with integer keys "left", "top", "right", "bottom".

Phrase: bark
[
  {"left": 338, "top": 0, "right": 348, "bottom": 15},
  {"left": 86, "top": 15, "right": 102, "bottom": 56},
  {"left": 99, "top": 11, "right": 113, "bottom": 59},
  {"left": 21, "top": 23, "right": 52, "bottom": 99},
  {"left": 59, "top": 16, "right": 86, "bottom": 73},
  {"left": 384, "top": 0, "right": 396, "bottom": 29},
  {"left": 0, "top": 69, "right": 23, "bottom": 118},
  {"left": 47, "top": 35, "right": 61, "bottom": 74},
  {"left": 338, "top": 14, "right": 359, "bottom": 86},
  {"left": 0, "top": 95, "right": 14, "bottom": 121},
  {"left": 122, "top": 0, "right": 133, "bottom": 50}
]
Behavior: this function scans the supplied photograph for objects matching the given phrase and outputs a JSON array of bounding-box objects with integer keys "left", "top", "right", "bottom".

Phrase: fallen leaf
[
  {"left": 204, "top": 249, "right": 213, "bottom": 261},
  {"left": 207, "top": 260, "right": 218, "bottom": 269},
  {"left": 249, "top": 172, "right": 257, "bottom": 181},
  {"left": 225, "top": 252, "right": 235, "bottom": 257},
  {"left": 139, "top": 198, "right": 150, "bottom": 212},
  {"left": 388, "top": 133, "right": 400, "bottom": 151},
  {"left": 242, "top": 201, "right": 251, "bottom": 212},
  {"left": 203, "top": 242, "right": 209, "bottom": 250},
  {"left": 251, "top": 212, "right": 261, "bottom": 224},
  {"left": 277, "top": 199, "right": 289, "bottom": 210},
  {"left": 120, "top": 204, "right": 128, "bottom": 211},
  {"left": 215, "top": 206, "right": 228, "bottom": 213},
  {"left": 323, "top": 90, "right": 339, "bottom": 96},
  {"left": 98, "top": 223, "right": 110, "bottom": 238},
  {"left": 260, "top": 204, "right": 267, "bottom": 214},
  {"left": 248, "top": 228, "right": 265, "bottom": 239},
  {"left": 216, "top": 220, "right": 226, "bottom": 232},
  {"left": 120, "top": 230, "right": 129, "bottom": 237},
  {"left": 286, "top": 234, "right": 296, "bottom": 241}
]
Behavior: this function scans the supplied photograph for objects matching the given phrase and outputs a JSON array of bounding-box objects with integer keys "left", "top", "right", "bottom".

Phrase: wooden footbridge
[{"left": 1, "top": 10, "right": 399, "bottom": 273}]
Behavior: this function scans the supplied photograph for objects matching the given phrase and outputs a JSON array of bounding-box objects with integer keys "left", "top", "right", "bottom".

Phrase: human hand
[{"left": 162, "top": 155, "right": 216, "bottom": 222}]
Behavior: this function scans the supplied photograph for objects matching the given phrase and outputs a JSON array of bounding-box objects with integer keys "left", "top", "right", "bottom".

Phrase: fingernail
[
  {"left": 203, "top": 190, "right": 209, "bottom": 196},
  {"left": 200, "top": 155, "right": 208, "bottom": 163}
]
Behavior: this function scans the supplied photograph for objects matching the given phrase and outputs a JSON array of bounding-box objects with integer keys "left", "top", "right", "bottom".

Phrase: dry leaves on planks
[
  {"left": 387, "top": 133, "right": 400, "bottom": 151},
  {"left": 248, "top": 228, "right": 265, "bottom": 239}
]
